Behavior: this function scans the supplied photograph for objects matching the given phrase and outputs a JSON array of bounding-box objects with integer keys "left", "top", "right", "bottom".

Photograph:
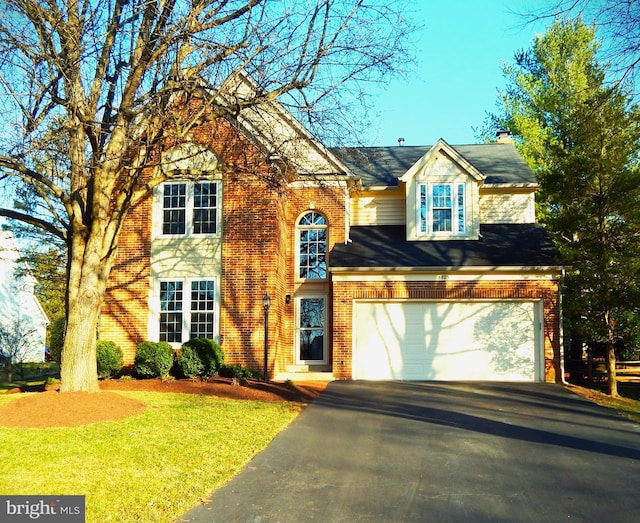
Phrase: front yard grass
[
  {"left": 0, "top": 391, "right": 300, "bottom": 523},
  {"left": 569, "top": 383, "right": 640, "bottom": 424},
  {"left": 0, "top": 362, "right": 60, "bottom": 392}
]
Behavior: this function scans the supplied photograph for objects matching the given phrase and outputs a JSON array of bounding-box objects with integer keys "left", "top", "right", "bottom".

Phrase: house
[
  {"left": 101, "top": 78, "right": 563, "bottom": 382},
  {"left": 0, "top": 227, "right": 49, "bottom": 363}
]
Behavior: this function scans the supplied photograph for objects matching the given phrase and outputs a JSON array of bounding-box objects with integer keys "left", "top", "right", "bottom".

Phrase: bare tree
[
  {"left": 523, "top": 1, "right": 640, "bottom": 85},
  {"left": 0, "top": 0, "right": 414, "bottom": 392},
  {"left": 0, "top": 318, "right": 39, "bottom": 383}
]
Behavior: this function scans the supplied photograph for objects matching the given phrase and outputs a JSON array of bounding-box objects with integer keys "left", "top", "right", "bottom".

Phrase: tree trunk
[
  {"left": 605, "top": 340, "right": 618, "bottom": 397},
  {"left": 59, "top": 297, "right": 101, "bottom": 393},
  {"left": 59, "top": 221, "right": 114, "bottom": 392}
]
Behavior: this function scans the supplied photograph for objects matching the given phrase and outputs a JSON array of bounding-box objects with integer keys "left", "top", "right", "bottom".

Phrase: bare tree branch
[{"left": 0, "top": 208, "right": 66, "bottom": 240}]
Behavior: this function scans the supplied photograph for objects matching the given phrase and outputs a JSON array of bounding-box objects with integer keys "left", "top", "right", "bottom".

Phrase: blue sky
[{"left": 362, "top": 1, "right": 549, "bottom": 147}]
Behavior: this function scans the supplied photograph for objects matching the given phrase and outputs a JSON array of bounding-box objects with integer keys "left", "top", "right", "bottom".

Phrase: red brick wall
[
  {"left": 101, "top": 109, "right": 351, "bottom": 375},
  {"left": 100, "top": 168, "right": 154, "bottom": 365},
  {"left": 332, "top": 279, "right": 562, "bottom": 382},
  {"left": 219, "top": 181, "right": 348, "bottom": 376}
]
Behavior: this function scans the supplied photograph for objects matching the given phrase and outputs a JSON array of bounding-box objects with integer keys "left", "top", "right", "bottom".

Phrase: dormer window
[
  {"left": 419, "top": 182, "right": 466, "bottom": 235},
  {"left": 399, "top": 140, "right": 482, "bottom": 242}
]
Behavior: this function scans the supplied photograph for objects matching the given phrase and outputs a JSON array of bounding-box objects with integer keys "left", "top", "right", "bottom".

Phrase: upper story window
[
  {"left": 297, "top": 211, "right": 328, "bottom": 280},
  {"left": 161, "top": 181, "right": 219, "bottom": 236},
  {"left": 419, "top": 182, "right": 466, "bottom": 235}
]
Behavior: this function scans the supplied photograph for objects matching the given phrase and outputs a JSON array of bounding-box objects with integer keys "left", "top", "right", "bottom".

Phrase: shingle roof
[
  {"left": 329, "top": 144, "right": 537, "bottom": 187},
  {"left": 330, "top": 224, "right": 560, "bottom": 270}
]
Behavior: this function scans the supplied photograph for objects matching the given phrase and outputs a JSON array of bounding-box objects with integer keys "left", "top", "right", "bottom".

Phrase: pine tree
[{"left": 491, "top": 19, "right": 640, "bottom": 396}]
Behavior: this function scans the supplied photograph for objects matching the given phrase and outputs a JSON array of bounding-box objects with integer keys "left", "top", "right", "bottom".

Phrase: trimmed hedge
[
  {"left": 134, "top": 341, "right": 174, "bottom": 378},
  {"left": 96, "top": 340, "right": 123, "bottom": 379},
  {"left": 176, "top": 338, "right": 224, "bottom": 378}
]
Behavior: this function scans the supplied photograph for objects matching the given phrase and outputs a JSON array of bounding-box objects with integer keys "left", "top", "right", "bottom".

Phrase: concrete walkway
[{"left": 179, "top": 381, "right": 640, "bottom": 522}]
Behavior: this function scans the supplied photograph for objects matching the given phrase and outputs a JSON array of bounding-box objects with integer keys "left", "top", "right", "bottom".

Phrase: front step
[{"left": 273, "top": 371, "right": 335, "bottom": 382}]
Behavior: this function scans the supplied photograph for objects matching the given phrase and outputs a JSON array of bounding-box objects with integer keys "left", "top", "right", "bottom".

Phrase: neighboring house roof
[
  {"left": 330, "top": 224, "right": 560, "bottom": 270},
  {"left": 330, "top": 143, "right": 537, "bottom": 187}
]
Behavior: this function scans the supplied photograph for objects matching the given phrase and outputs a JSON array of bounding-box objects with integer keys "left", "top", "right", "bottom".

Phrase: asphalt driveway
[{"left": 179, "top": 381, "right": 640, "bottom": 522}]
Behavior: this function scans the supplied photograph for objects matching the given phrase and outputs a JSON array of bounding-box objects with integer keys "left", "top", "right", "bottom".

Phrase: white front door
[{"left": 296, "top": 296, "right": 327, "bottom": 365}]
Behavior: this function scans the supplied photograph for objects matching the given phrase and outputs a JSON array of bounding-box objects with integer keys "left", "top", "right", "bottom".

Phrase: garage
[{"left": 353, "top": 300, "right": 542, "bottom": 381}]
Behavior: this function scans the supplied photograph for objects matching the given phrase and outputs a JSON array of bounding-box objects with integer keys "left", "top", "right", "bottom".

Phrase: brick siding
[
  {"left": 332, "top": 279, "right": 561, "bottom": 382},
  {"left": 101, "top": 112, "right": 350, "bottom": 376},
  {"left": 100, "top": 99, "right": 561, "bottom": 381}
]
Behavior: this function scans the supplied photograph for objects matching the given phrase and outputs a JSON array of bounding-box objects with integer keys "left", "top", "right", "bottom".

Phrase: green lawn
[
  {"left": 0, "top": 362, "right": 60, "bottom": 392},
  {"left": 0, "top": 391, "right": 300, "bottom": 522},
  {"left": 569, "top": 383, "right": 640, "bottom": 424}
]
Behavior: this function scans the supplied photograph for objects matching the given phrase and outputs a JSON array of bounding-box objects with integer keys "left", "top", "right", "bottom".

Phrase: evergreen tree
[{"left": 490, "top": 18, "right": 640, "bottom": 396}]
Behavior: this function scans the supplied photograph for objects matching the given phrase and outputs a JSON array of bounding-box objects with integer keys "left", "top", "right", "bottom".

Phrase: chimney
[{"left": 496, "top": 130, "right": 514, "bottom": 143}]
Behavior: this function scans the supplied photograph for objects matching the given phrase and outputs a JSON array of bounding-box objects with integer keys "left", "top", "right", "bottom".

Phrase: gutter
[{"left": 329, "top": 265, "right": 565, "bottom": 274}]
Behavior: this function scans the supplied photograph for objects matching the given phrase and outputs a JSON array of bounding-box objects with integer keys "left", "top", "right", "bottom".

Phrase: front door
[{"left": 296, "top": 296, "right": 326, "bottom": 364}]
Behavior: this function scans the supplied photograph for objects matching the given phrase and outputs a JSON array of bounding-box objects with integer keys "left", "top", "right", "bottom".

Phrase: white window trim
[
  {"left": 417, "top": 181, "right": 467, "bottom": 238},
  {"left": 295, "top": 294, "right": 328, "bottom": 365},
  {"left": 151, "top": 276, "right": 220, "bottom": 348},
  {"left": 155, "top": 180, "right": 222, "bottom": 239},
  {"left": 295, "top": 211, "right": 329, "bottom": 281}
]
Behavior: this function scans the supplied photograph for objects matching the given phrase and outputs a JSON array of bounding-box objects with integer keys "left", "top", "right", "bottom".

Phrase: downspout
[
  {"left": 559, "top": 268, "right": 568, "bottom": 384},
  {"left": 344, "top": 183, "right": 350, "bottom": 243}
]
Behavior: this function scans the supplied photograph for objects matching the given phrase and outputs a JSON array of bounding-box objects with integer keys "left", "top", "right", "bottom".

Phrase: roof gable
[
  {"left": 399, "top": 139, "right": 484, "bottom": 184},
  {"left": 330, "top": 142, "right": 538, "bottom": 188},
  {"left": 218, "top": 72, "right": 352, "bottom": 177}
]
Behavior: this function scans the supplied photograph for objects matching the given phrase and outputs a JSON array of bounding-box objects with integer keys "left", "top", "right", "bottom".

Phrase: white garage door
[{"left": 353, "top": 301, "right": 541, "bottom": 381}]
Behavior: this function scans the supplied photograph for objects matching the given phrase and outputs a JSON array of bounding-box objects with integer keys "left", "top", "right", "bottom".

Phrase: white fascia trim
[
  {"left": 289, "top": 179, "right": 350, "bottom": 188},
  {"left": 330, "top": 266, "right": 563, "bottom": 282},
  {"left": 481, "top": 183, "right": 539, "bottom": 189},
  {"left": 360, "top": 184, "right": 400, "bottom": 191}
]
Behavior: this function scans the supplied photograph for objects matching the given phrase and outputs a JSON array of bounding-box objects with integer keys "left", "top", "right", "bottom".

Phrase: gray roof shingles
[
  {"left": 327, "top": 143, "right": 555, "bottom": 271},
  {"left": 330, "top": 224, "right": 560, "bottom": 270},
  {"left": 330, "top": 143, "right": 537, "bottom": 186}
]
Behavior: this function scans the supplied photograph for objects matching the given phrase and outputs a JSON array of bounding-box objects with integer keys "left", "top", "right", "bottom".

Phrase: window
[
  {"left": 159, "top": 281, "right": 183, "bottom": 343},
  {"left": 159, "top": 279, "right": 216, "bottom": 343},
  {"left": 297, "top": 211, "right": 327, "bottom": 279},
  {"left": 419, "top": 183, "right": 465, "bottom": 235},
  {"left": 161, "top": 181, "right": 219, "bottom": 236}
]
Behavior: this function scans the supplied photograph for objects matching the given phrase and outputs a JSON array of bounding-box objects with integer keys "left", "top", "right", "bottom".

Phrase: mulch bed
[{"left": 0, "top": 377, "right": 329, "bottom": 429}]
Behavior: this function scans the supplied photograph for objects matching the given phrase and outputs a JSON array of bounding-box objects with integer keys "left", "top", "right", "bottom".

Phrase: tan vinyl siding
[
  {"left": 479, "top": 191, "right": 535, "bottom": 224},
  {"left": 350, "top": 190, "right": 405, "bottom": 226}
]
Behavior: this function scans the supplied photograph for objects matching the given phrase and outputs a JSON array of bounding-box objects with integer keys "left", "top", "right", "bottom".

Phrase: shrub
[
  {"left": 219, "top": 364, "right": 260, "bottom": 380},
  {"left": 134, "top": 341, "right": 174, "bottom": 378},
  {"left": 48, "top": 316, "right": 65, "bottom": 364},
  {"left": 175, "top": 345, "right": 203, "bottom": 379},
  {"left": 176, "top": 338, "right": 224, "bottom": 378},
  {"left": 96, "top": 340, "right": 123, "bottom": 379}
]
